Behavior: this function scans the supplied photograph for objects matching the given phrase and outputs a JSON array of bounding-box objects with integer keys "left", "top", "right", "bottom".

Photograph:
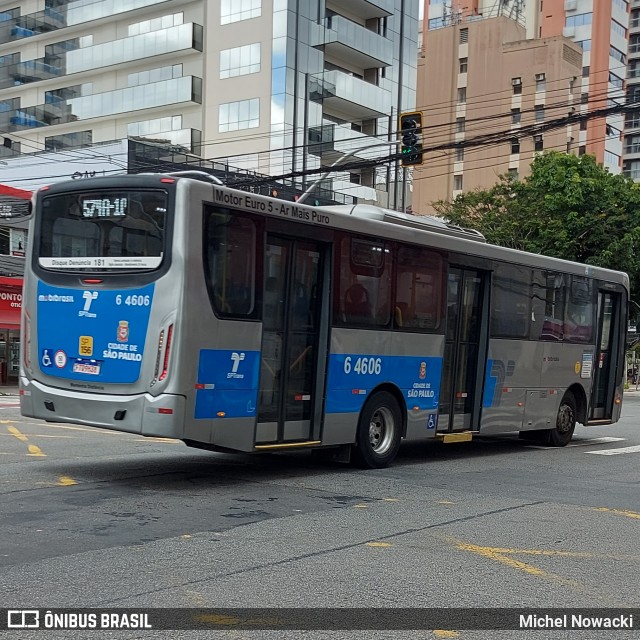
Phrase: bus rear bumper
[{"left": 20, "top": 377, "right": 185, "bottom": 439}]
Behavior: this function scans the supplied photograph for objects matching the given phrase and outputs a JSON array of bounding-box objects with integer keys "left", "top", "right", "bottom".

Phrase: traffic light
[{"left": 399, "top": 112, "right": 423, "bottom": 166}]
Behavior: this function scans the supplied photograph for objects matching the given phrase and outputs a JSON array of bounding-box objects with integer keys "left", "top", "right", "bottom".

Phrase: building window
[
  {"left": 455, "top": 146, "right": 464, "bottom": 162},
  {"left": 221, "top": 0, "right": 261, "bottom": 24},
  {"left": 511, "top": 108, "right": 521, "bottom": 124},
  {"left": 582, "top": 66, "right": 590, "bottom": 78},
  {"left": 608, "top": 72, "right": 624, "bottom": 89},
  {"left": 578, "top": 145, "right": 586, "bottom": 155},
  {"left": 611, "top": 19, "right": 626, "bottom": 39},
  {"left": 453, "top": 174, "right": 463, "bottom": 190},
  {"left": 581, "top": 93, "right": 589, "bottom": 104},
  {"left": 535, "top": 105, "right": 545, "bottom": 122},
  {"left": 535, "top": 73, "right": 546, "bottom": 92},
  {"left": 610, "top": 46, "right": 626, "bottom": 63},
  {"left": 576, "top": 40, "right": 591, "bottom": 52},
  {"left": 565, "top": 13, "right": 592, "bottom": 28},
  {"left": 456, "top": 117, "right": 465, "bottom": 133},
  {"left": 219, "top": 98, "right": 260, "bottom": 132},
  {"left": 459, "top": 28, "right": 468, "bottom": 44},
  {"left": 128, "top": 115, "right": 182, "bottom": 136},
  {"left": 128, "top": 12, "right": 184, "bottom": 36},
  {"left": 45, "top": 130, "right": 92, "bottom": 151},
  {"left": 220, "top": 43, "right": 261, "bottom": 79},
  {"left": 459, "top": 57, "right": 468, "bottom": 73},
  {"left": 128, "top": 65, "right": 182, "bottom": 87},
  {"left": 580, "top": 119, "right": 587, "bottom": 131},
  {"left": 604, "top": 150, "right": 620, "bottom": 167},
  {"left": 512, "top": 77, "right": 522, "bottom": 95},
  {"left": 511, "top": 138, "right": 520, "bottom": 154},
  {"left": 457, "top": 87, "right": 466, "bottom": 103},
  {"left": 534, "top": 135, "right": 544, "bottom": 152},
  {"left": 507, "top": 168, "right": 518, "bottom": 180}
]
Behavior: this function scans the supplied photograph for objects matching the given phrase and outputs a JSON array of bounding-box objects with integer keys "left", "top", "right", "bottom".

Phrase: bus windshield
[{"left": 37, "top": 189, "right": 167, "bottom": 272}]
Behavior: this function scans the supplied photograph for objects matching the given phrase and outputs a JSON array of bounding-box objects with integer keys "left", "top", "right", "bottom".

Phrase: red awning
[{"left": 0, "top": 184, "right": 32, "bottom": 200}]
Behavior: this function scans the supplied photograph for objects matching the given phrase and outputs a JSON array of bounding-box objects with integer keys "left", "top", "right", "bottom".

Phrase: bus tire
[
  {"left": 547, "top": 392, "right": 577, "bottom": 447},
  {"left": 351, "top": 391, "right": 402, "bottom": 469}
]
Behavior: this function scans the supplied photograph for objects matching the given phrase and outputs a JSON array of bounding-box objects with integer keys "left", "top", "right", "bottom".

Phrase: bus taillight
[
  {"left": 159, "top": 324, "right": 174, "bottom": 382},
  {"left": 23, "top": 311, "right": 31, "bottom": 371}
]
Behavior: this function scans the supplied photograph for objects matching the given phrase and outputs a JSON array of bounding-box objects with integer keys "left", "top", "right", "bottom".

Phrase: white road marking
[
  {"left": 524, "top": 436, "right": 626, "bottom": 450},
  {"left": 586, "top": 444, "right": 640, "bottom": 456}
]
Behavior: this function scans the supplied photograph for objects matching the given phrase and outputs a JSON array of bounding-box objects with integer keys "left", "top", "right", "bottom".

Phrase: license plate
[{"left": 73, "top": 362, "right": 101, "bottom": 375}]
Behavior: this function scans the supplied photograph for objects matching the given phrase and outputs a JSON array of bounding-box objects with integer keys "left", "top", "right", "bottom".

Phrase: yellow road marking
[
  {"left": 434, "top": 631, "right": 459, "bottom": 638},
  {"left": 593, "top": 507, "right": 640, "bottom": 520},
  {"left": 57, "top": 475, "right": 78, "bottom": 486},
  {"left": 7, "top": 425, "right": 28, "bottom": 442},
  {"left": 27, "top": 444, "right": 46, "bottom": 457},
  {"left": 438, "top": 500, "right": 455, "bottom": 504},
  {"left": 353, "top": 504, "right": 369, "bottom": 508},
  {"left": 440, "top": 534, "right": 620, "bottom": 604},
  {"left": 453, "top": 540, "right": 546, "bottom": 576},
  {"left": 366, "top": 542, "right": 392, "bottom": 548},
  {"left": 7, "top": 425, "right": 47, "bottom": 457},
  {"left": 383, "top": 498, "right": 399, "bottom": 502},
  {"left": 132, "top": 437, "right": 180, "bottom": 443}
]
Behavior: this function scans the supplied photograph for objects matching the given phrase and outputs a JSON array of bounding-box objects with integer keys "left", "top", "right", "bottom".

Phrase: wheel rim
[
  {"left": 557, "top": 402, "right": 575, "bottom": 433},
  {"left": 369, "top": 406, "right": 395, "bottom": 455}
]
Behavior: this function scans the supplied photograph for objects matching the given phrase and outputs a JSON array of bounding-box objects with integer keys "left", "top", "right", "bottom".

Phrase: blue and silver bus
[{"left": 20, "top": 173, "right": 629, "bottom": 467}]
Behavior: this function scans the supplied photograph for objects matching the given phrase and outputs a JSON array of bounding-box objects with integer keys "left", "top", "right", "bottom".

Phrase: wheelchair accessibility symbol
[{"left": 41, "top": 349, "right": 53, "bottom": 368}]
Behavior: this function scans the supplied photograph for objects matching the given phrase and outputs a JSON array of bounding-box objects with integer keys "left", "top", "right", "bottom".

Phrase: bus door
[
  {"left": 257, "top": 236, "right": 327, "bottom": 444},
  {"left": 438, "top": 267, "right": 489, "bottom": 432},
  {"left": 588, "top": 290, "right": 622, "bottom": 421}
]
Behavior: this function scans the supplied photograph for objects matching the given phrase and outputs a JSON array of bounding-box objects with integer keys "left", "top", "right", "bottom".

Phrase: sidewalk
[{"left": 0, "top": 386, "right": 19, "bottom": 396}]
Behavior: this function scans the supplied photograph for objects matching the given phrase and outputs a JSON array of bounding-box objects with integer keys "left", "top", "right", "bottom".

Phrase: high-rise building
[
  {"left": 624, "top": 2, "right": 640, "bottom": 180},
  {"left": 0, "top": 0, "right": 418, "bottom": 204},
  {"left": 539, "top": 0, "right": 628, "bottom": 174},
  {"left": 413, "top": 15, "right": 581, "bottom": 212}
]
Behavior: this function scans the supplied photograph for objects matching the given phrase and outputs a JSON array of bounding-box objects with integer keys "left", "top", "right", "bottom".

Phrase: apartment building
[
  {"left": 413, "top": 15, "right": 581, "bottom": 211},
  {"left": 624, "top": 0, "right": 640, "bottom": 179},
  {"left": 0, "top": 0, "right": 418, "bottom": 203},
  {"left": 540, "top": 0, "right": 628, "bottom": 174}
]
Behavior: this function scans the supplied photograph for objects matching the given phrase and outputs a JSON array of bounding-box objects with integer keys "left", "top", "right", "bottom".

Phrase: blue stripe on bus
[
  {"left": 194, "top": 349, "right": 260, "bottom": 419},
  {"left": 482, "top": 359, "right": 498, "bottom": 408},
  {"left": 325, "top": 354, "right": 442, "bottom": 414}
]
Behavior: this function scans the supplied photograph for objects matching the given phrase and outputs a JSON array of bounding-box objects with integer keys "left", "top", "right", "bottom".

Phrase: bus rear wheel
[
  {"left": 547, "top": 392, "right": 577, "bottom": 447},
  {"left": 351, "top": 391, "right": 402, "bottom": 469}
]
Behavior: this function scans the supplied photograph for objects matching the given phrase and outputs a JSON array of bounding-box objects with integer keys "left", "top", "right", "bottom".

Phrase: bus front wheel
[
  {"left": 547, "top": 392, "right": 577, "bottom": 447},
  {"left": 351, "top": 391, "right": 402, "bottom": 469}
]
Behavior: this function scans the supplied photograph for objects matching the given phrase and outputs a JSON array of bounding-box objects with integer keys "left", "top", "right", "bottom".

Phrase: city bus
[{"left": 20, "top": 173, "right": 628, "bottom": 468}]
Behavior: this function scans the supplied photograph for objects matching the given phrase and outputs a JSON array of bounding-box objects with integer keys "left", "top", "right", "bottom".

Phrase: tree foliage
[{"left": 432, "top": 152, "right": 640, "bottom": 305}]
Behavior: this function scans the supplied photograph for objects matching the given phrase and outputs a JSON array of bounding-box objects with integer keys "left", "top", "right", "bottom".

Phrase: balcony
[
  {"left": 312, "top": 15, "right": 393, "bottom": 68},
  {"left": 309, "top": 122, "right": 386, "bottom": 163},
  {"left": 0, "top": 0, "right": 174, "bottom": 43},
  {"left": 5, "top": 76, "right": 202, "bottom": 132},
  {"left": 0, "top": 23, "right": 202, "bottom": 90},
  {"left": 309, "top": 70, "right": 390, "bottom": 119},
  {"left": 337, "top": 0, "right": 393, "bottom": 19}
]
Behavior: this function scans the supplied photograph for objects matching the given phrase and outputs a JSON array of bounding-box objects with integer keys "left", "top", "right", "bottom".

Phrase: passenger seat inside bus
[{"left": 344, "top": 283, "right": 372, "bottom": 323}]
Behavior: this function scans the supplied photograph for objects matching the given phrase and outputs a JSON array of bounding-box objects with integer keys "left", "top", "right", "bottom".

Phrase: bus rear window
[{"left": 37, "top": 190, "right": 167, "bottom": 271}]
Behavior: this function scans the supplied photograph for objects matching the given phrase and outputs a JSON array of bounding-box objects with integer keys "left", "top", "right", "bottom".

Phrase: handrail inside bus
[
  {"left": 165, "top": 170, "right": 225, "bottom": 185},
  {"left": 319, "top": 203, "right": 486, "bottom": 242}
]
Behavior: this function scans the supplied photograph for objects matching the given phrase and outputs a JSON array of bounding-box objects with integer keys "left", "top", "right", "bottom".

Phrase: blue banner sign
[{"left": 37, "top": 282, "right": 155, "bottom": 384}]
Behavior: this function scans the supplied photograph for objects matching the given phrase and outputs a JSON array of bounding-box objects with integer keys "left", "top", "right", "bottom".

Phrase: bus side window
[
  {"left": 344, "top": 283, "right": 372, "bottom": 323},
  {"left": 334, "top": 234, "right": 391, "bottom": 328}
]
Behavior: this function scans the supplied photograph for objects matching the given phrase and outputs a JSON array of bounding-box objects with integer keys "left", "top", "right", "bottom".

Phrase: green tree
[{"left": 432, "top": 152, "right": 640, "bottom": 303}]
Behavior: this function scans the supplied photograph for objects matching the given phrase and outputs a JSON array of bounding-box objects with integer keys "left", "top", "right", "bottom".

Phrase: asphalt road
[{"left": 1, "top": 393, "right": 640, "bottom": 639}]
